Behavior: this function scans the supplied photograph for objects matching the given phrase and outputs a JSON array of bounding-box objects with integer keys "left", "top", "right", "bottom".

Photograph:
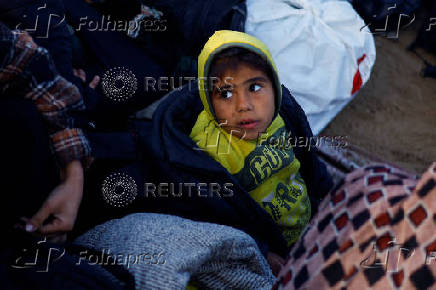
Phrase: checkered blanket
[{"left": 274, "top": 163, "right": 436, "bottom": 289}]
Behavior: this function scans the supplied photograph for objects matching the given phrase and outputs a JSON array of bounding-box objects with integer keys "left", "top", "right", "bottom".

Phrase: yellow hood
[{"left": 197, "top": 30, "right": 282, "bottom": 120}]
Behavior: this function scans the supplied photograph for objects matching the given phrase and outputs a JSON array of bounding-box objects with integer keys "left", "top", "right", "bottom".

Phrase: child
[
  {"left": 192, "top": 32, "right": 312, "bottom": 247},
  {"left": 191, "top": 30, "right": 328, "bottom": 273},
  {"left": 113, "top": 30, "right": 332, "bottom": 275}
]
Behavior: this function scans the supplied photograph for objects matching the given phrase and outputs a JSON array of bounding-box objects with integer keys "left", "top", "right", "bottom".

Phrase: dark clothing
[
  {"left": 0, "top": 0, "right": 106, "bottom": 130},
  {"left": 0, "top": 229, "right": 133, "bottom": 290},
  {"left": 0, "top": 30, "right": 133, "bottom": 287},
  {"left": 0, "top": 0, "right": 83, "bottom": 88},
  {"left": 0, "top": 0, "right": 169, "bottom": 130},
  {"left": 136, "top": 0, "right": 246, "bottom": 56},
  {"left": 136, "top": 82, "right": 332, "bottom": 257},
  {"left": 136, "top": 0, "right": 247, "bottom": 78},
  {"left": 62, "top": 0, "right": 168, "bottom": 129},
  {"left": 0, "top": 99, "right": 59, "bottom": 230},
  {"left": 0, "top": 22, "right": 91, "bottom": 167},
  {"left": 75, "top": 82, "right": 332, "bottom": 258}
]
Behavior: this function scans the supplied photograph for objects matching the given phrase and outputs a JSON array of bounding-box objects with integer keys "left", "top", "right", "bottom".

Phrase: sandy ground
[{"left": 322, "top": 18, "right": 436, "bottom": 175}]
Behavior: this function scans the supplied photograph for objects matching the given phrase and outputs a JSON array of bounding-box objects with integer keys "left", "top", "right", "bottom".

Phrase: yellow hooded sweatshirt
[{"left": 190, "top": 30, "right": 310, "bottom": 246}]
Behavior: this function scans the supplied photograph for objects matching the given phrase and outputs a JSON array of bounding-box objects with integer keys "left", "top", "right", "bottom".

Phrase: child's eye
[
  {"left": 220, "top": 90, "right": 233, "bottom": 99},
  {"left": 249, "top": 83, "right": 262, "bottom": 92}
]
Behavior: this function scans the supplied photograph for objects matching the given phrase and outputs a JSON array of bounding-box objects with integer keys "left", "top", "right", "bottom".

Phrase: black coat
[{"left": 128, "top": 82, "right": 333, "bottom": 258}]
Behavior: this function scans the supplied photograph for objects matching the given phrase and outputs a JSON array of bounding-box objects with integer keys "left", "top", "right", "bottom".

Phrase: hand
[
  {"left": 24, "top": 160, "right": 84, "bottom": 239},
  {"left": 73, "top": 68, "right": 100, "bottom": 89},
  {"left": 267, "top": 251, "right": 285, "bottom": 277}
]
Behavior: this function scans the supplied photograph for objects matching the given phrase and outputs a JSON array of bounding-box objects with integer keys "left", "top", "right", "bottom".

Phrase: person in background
[{"left": 0, "top": 22, "right": 93, "bottom": 243}]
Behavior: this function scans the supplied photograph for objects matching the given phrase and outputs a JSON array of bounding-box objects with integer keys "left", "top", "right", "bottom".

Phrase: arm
[
  {"left": 25, "top": 160, "right": 84, "bottom": 236},
  {"left": 267, "top": 252, "right": 285, "bottom": 277},
  {"left": 0, "top": 22, "right": 91, "bottom": 168},
  {"left": 0, "top": 22, "right": 90, "bottom": 237}
]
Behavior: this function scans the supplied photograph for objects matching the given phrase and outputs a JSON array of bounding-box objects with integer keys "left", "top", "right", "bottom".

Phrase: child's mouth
[{"left": 238, "top": 120, "right": 259, "bottom": 129}]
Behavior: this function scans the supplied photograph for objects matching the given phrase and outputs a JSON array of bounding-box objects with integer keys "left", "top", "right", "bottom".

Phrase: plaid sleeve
[{"left": 0, "top": 22, "right": 92, "bottom": 167}]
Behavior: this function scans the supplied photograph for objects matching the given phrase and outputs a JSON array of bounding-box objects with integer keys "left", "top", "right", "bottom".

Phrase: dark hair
[{"left": 208, "top": 47, "right": 275, "bottom": 86}]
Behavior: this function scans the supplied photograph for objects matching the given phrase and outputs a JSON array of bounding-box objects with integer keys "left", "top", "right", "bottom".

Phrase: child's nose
[{"left": 236, "top": 92, "right": 253, "bottom": 112}]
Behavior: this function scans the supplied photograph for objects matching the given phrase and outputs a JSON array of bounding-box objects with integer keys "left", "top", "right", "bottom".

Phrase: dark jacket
[
  {"left": 0, "top": 0, "right": 80, "bottom": 86},
  {"left": 131, "top": 82, "right": 332, "bottom": 258}
]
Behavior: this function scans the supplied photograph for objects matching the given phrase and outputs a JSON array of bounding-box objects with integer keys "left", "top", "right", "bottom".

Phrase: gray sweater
[{"left": 74, "top": 213, "right": 275, "bottom": 289}]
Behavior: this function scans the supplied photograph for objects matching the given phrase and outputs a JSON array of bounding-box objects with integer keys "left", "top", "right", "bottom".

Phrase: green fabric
[
  {"left": 191, "top": 30, "right": 311, "bottom": 246},
  {"left": 191, "top": 111, "right": 310, "bottom": 245}
]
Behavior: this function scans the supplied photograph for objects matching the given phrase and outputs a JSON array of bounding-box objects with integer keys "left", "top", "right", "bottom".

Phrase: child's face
[{"left": 211, "top": 63, "right": 275, "bottom": 141}]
